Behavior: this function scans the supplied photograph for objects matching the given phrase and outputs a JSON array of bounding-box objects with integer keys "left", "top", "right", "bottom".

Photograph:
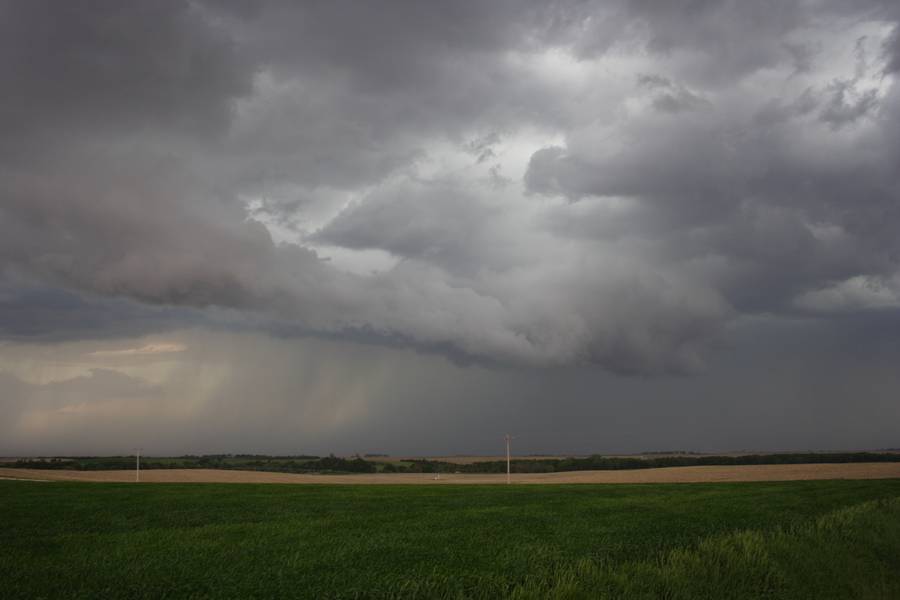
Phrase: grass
[
  {"left": 2, "top": 479, "right": 900, "bottom": 599},
  {"left": 504, "top": 498, "right": 900, "bottom": 599}
]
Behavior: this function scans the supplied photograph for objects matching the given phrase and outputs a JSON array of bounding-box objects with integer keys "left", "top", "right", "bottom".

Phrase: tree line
[{"left": 9, "top": 451, "right": 900, "bottom": 475}]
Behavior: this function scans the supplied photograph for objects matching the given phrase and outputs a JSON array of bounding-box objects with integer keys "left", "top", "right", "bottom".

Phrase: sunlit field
[{"left": 3, "top": 480, "right": 900, "bottom": 599}]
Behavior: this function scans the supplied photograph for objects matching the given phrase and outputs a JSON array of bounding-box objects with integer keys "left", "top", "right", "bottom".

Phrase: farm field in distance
[
  {"left": 4, "top": 461, "right": 900, "bottom": 484},
  {"left": 3, "top": 479, "right": 900, "bottom": 599}
]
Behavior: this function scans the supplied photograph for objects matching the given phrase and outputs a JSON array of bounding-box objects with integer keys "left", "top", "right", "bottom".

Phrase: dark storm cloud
[
  {"left": 2, "top": 0, "right": 900, "bottom": 375},
  {"left": 0, "top": 284, "right": 195, "bottom": 341},
  {"left": 525, "top": 2, "right": 900, "bottom": 322},
  {"left": 0, "top": 0, "right": 253, "bottom": 150},
  {"left": 885, "top": 25, "right": 900, "bottom": 74}
]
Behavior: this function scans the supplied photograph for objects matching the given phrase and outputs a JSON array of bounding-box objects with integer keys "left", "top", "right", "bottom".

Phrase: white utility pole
[
  {"left": 505, "top": 434, "right": 513, "bottom": 484},
  {"left": 135, "top": 448, "right": 141, "bottom": 482}
]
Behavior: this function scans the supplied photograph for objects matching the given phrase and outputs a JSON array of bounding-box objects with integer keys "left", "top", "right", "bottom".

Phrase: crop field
[
  {"left": 3, "top": 479, "right": 900, "bottom": 599},
  {"left": 3, "top": 461, "right": 900, "bottom": 484}
]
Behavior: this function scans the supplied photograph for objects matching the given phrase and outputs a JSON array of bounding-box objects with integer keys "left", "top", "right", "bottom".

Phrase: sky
[{"left": 2, "top": 0, "right": 900, "bottom": 456}]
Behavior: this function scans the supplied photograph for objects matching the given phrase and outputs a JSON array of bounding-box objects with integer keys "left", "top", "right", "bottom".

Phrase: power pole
[
  {"left": 135, "top": 448, "right": 141, "bottom": 483},
  {"left": 505, "top": 434, "right": 513, "bottom": 484}
]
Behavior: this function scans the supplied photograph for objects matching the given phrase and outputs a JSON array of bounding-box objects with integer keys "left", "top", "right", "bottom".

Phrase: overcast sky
[{"left": 2, "top": 0, "right": 900, "bottom": 456}]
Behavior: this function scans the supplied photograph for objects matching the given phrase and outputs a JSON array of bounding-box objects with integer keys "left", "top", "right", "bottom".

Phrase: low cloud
[
  {"left": 88, "top": 343, "right": 187, "bottom": 358},
  {"left": 1, "top": 1, "right": 900, "bottom": 376}
]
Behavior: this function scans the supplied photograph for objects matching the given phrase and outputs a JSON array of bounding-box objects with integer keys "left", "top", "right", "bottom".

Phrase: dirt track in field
[{"left": 2, "top": 463, "right": 900, "bottom": 484}]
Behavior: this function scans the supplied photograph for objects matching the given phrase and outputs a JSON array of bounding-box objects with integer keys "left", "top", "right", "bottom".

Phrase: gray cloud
[
  {"left": 0, "top": 283, "right": 200, "bottom": 341},
  {"left": 1, "top": 0, "right": 900, "bottom": 380},
  {"left": 0, "top": 0, "right": 253, "bottom": 153},
  {"left": 2, "top": 323, "right": 900, "bottom": 456},
  {"left": 311, "top": 178, "right": 513, "bottom": 273}
]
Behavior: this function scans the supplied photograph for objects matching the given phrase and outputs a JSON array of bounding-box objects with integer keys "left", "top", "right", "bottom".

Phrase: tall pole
[
  {"left": 136, "top": 448, "right": 140, "bottom": 483},
  {"left": 505, "top": 434, "right": 511, "bottom": 484}
]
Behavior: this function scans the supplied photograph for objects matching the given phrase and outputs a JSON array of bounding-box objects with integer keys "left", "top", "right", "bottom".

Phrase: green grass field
[{"left": 3, "top": 480, "right": 900, "bottom": 599}]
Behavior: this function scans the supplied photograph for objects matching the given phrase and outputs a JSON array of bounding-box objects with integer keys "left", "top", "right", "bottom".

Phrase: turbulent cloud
[
  {"left": 2, "top": 0, "right": 900, "bottom": 376},
  {"left": 88, "top": 343, "right": 187, "bottom": 358}
]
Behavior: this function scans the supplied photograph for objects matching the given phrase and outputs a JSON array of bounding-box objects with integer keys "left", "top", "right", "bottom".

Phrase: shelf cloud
[{"left": 2, "top": 1, "right": 900, "bottom": 454}]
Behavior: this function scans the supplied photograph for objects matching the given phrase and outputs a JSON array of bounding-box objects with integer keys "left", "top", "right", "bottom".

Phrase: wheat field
[{"left": 3, "top": 461, "right": 900, "bottom": 484}]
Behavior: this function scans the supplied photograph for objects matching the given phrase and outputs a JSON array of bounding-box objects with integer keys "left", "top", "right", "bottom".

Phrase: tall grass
[{"left": 379, "top": 498, "right": 900, "bottom": 600}]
